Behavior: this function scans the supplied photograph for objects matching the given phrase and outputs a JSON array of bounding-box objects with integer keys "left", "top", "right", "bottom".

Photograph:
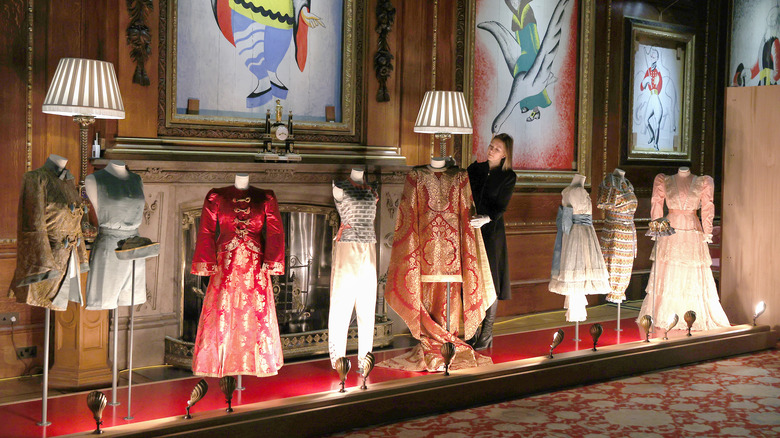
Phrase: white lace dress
[
  {"left": 637, "top": 173, "right": 730, "bottom": 331},
  {"left": 549, "top": 184, "right": 611, "bottom": 321}
]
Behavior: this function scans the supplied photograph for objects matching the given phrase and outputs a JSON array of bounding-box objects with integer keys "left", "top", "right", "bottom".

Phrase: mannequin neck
[
  {"left": 570, "top": 174, "right": 586, "bottom": 187},
  {"left": 430, "top": 157, "right": 447, "bottom": 169},
  {"left": 677, "top": 167, "right": 691, "bottom": 177},
  {"left": 105, "top": 160, "right": 129, "bottom": 179},
  {"left": 234, "top": 173, "right": 249, "bottom": 190},
  {"left": 48, "top": 154, "right": 68, "bottom": 171},
  {"left": 349, "top": 169, "right": 364, "bottom": 184},
  {"left": 613, "top": 168, "right": 626, "bottom": 179}
]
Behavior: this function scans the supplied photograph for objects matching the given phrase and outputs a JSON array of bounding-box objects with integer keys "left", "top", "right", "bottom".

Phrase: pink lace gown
[{"left": 637, "top": 173, "right": 730, "bottom": 331}]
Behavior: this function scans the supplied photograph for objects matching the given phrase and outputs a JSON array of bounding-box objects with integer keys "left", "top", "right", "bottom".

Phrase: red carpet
[
  {"left": 0, "top": 319, "right": 642, "bottom": 437},
  {"left": 330, "top": 346, "right": 780, "bottom": 437}
]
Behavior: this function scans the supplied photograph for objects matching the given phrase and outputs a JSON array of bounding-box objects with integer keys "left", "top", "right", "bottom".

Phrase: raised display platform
[{"left": 1, "top": 321, "right": 775, "bottom": 437}]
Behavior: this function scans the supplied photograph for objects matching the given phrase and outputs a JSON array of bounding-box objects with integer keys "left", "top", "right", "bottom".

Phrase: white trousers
[{"left": 328, "top": 242, "right": 377, "bottom": 367}]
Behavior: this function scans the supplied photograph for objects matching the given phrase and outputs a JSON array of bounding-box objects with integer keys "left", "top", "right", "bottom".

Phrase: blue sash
[{"left": 551, "top": 206, "right": 593, "bottom": 276}]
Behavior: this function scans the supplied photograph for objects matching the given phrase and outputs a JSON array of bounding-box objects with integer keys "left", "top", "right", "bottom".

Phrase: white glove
[
  {"left": 704, "top": 234, "right": 713, "bottom": 244},
  {"left": 469, "top": 215, "right": 491, "bottom": 228}
]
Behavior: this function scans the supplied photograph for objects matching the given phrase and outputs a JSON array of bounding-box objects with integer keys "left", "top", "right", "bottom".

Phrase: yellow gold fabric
[
  {"left": 8, "top": 159, "right": 89, "bottom": 310},
  {"left": 380, "top": 166, "right": 496, "bottom": 372}
]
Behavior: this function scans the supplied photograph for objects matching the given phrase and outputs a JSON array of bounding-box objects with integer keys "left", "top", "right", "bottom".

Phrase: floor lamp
[
  {"left": 38, "top": 58, "right": 124, "bottom": 427},
  {"left": 42, "top": 58, "right": 125, "bottom": 185},
  {"left": 414, "top": 91, "right": 473, "bottom": 159}
]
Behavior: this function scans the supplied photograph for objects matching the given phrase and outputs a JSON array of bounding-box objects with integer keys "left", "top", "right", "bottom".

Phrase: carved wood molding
[
  {"left": 127, "top": 0, "right": 153, "bottom": 86},
  {"left": 373, "top": 0, "right": 395, "bottom": 102}
]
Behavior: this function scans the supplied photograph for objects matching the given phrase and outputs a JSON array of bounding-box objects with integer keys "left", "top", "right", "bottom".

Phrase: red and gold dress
[
  {"left": 380, "top": 166, "right": 496, "bottom": 372},
  {"left": 191, "top": 186, "right": 285, "bottom": 377}
]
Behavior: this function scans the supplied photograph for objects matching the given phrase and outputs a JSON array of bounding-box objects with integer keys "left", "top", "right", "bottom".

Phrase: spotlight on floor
[
  {"left": 549, "top": 329, "right": 564, "bottom": 358},
  {"left": 335, "top": 357, "right": 351, "bottom": 393},
  {"left": 639, "top": 315, "right": 653, "bottom": 342},
  {"left": 86, "top": 391, "right": 107, "bottom": 434},
  {"left": 219, "top": 376, "right": 237, "bottom": 413},
  {"left": 360, "top": 352, "right": 376, "bottom": 390},
  {"left": 184, "top": 379, "right": 208, "bottom": 419},
  {"left": 590, "top": 323, "right": 603, "bottom": 351},
  {"left": 663, "top": 314, "right": 679, "bottom": 340},
  {"left": 441, "top": 342, "right": 455, "bottom": 376},
  {"left": 753, "top": 301, "right": 767, "bottom": 326},
  {"left": 684, "top": 310, "right": 696, "bottom": 336}
]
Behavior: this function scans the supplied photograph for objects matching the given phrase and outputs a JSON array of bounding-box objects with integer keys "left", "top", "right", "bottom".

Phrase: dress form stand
[
  {"left": 234, "top": 173, "right": 249, "bottom": 391},
  {"left": 37, "top": 154, "right": 68, "bottom": 427},
  {"left": 614, "top": 168, "right": 626, "bottom": 333},
  {"left": 38, "top": 308, "right": 51, "bottom": 426},
  {"left": 85, "top": 160, "right": 130, "bottom": 407}
]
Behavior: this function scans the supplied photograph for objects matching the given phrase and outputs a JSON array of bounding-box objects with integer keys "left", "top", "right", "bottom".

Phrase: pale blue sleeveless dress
[{"left": 85, "top": 169, "right": 146, "bottom": 309}]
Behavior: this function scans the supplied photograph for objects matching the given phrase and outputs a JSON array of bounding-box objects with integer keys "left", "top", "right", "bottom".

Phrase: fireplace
[{"left": 165, "top": 203, "right": 393, "bottom": 368}]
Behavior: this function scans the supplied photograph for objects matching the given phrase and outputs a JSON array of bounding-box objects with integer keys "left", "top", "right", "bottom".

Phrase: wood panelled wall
[{"left": 0, "top": 0, "right": 728, "bottom": 378}]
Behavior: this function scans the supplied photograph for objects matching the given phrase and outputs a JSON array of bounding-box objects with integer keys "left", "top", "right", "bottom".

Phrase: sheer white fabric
[
  {"left": 638, "top": 173, "right": 729, "bottom": 331},
  {"left": 549, "top": 185, "right": 610, "bottom": 322}
]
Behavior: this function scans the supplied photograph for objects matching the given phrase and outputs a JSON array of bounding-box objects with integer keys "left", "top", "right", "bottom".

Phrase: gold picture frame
[
  {"left": 158, "top": 0, "right": 364, "bottom": 144},
  {"left": 624, "top": 18, "right": 695, "bottom": 162},
  {"left": 462, "top": 0, "right": 595, "bottom": 187}
]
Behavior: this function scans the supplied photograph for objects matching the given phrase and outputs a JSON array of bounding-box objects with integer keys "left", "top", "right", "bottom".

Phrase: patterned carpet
[{"left": 331, "top": 346, "right": 780, "bottom": 438}]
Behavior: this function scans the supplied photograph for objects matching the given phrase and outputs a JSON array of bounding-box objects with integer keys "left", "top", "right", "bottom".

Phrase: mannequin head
[
  {"left": 350, "top": 168, "right": 364, "bottom": 183},
  {"left": 571, "top": 174, "right": 586, "bottom": 186},
  {"left": 430, "top": 157, "right": 447, "bottom": 169},
  {"left": 48, "top": 154, "right": 68, "bottom": 170},
  {"left": 234, "top": 173, "right": 249, "bottom": 189}
]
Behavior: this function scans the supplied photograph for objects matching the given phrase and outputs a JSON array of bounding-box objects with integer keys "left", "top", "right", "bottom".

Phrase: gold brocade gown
[{"left": 379, "top": 165, "right": 496, "bottom": 372}]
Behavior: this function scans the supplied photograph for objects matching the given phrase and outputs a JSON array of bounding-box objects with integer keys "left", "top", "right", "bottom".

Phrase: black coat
[{"left": 467, "top": 160, "right": 516, "bottom": 300}]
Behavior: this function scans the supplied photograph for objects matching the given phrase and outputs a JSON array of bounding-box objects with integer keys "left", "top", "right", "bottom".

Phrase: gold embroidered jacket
[{"left": 8, "top": 159, "right": 89, "bottom": 310}]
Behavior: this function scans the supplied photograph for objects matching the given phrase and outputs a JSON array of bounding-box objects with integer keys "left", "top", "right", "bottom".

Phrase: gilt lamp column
[
  {"left": 414, "top": 91, "right": 472, "bottom": 159},
  {"left": 42, "top": 58, "right": 125, "bottom": 388}
]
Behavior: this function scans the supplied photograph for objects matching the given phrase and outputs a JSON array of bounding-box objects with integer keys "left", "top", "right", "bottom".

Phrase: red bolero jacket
[{"left": 191, "top": 186, "right": 285, "bottom": 276}]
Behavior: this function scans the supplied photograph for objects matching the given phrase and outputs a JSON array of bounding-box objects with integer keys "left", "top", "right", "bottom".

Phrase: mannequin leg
[
  {"left": 354, "top": 245, "right": 377, "bottom": 363},
  {"left": 328, "top": 243, "right": 358, "bottom": 368}
]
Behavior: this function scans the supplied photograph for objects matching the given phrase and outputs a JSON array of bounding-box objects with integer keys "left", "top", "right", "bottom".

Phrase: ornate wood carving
[
  {"left": 374, "top": 0, "right": 395, "bottom": 102},
  {"left": 126, "top": 0, "right": 153, "bottom": 86}
]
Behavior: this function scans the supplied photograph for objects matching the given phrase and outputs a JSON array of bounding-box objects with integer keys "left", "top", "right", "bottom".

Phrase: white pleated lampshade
[
  {"left": 413, "top": 90, "right": 472, "bottom": 135},
  {"left": 42, "top": 58, "right": 125, "bottom": 119}
]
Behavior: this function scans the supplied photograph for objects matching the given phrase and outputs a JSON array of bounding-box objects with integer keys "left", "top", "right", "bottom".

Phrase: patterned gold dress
[
  {"left": 597, "top": 173, "right": 638, "bottom": 303},
  {"left": 379, "top": 166, "right": 496, "bottom": 372}
]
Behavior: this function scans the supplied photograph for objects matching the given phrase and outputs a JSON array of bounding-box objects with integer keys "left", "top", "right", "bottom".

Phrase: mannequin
[
  {"left": 234, "top": 173, "right": 250, "bottom": 190},
  {"left": 549, "top": 174, "right": 610, "bottom": 322},
  {"left": 49, "top": 153, "right": 68, "bottom": 170},
  {"left": 332, "top": 169, "right": 364, "bottom": 201},
  {"left": 85, "top": 160, "right": 130, "bottom": 212},
  {"left": 328, "top": 167, "right": 378, "bottom": 369},
  {"left": 9, "top": 153, "right": 87, "bottom": 309},
  {"left": 597, "top": 168, "right": 638, "bottom": 306},
  {"left": 430, "top": 157, "right": 447, "bottom": 169},
  {"left": 85, "top": 161, "right": 146, "bottom": 310},
  {"left": 636, "top": 166, "right": 730, "bottom": 331},
  {"left": 379, "top": 162, "right": 496, "bottom": 372}
]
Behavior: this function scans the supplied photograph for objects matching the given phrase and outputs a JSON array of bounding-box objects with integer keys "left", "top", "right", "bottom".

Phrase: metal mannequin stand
[
  {"left": 37, "top": 308, "right": 51, "bottom": 427},
  {"left": 109, "top": 308, "right": 120, "bottom": 406},
  {"left": 114, "top": 238, "right": 160, "bottom": 422},
  {"left": 616, "top": 303, "right": 623, "bottom": 332},
  {"left": 573, "top": 321, "right": 580, "bottom": 342}
]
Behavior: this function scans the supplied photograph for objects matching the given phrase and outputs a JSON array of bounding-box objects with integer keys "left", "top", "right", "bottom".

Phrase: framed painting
[
  {"left": 729, "top": 0, "right": 780, "bottom": 87},
  {"left": 624, "top": 18, "right": 694, "bottom": 162},
  {"left": 159, "top": 0, "right": 364, "bottom": 143},
  {"left": 465, "top": 0, "right": 595, "bottom": 187}
]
